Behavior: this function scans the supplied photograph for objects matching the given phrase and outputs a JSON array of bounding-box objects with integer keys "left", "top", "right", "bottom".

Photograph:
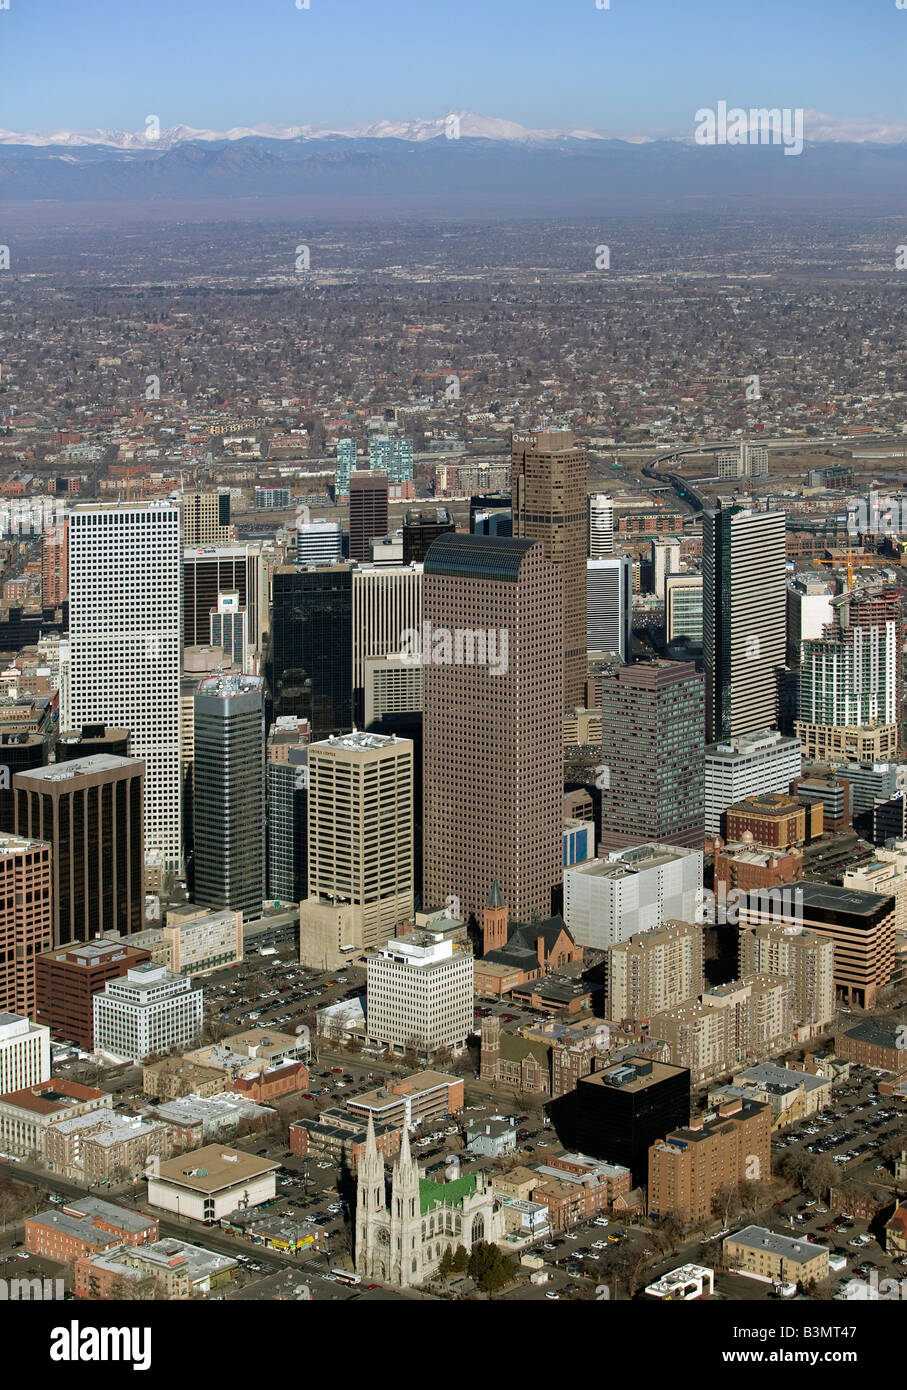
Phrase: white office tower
[
  {"left": 703, "top": 506, "right": 786, "bottom": 743},
  {"left": 352, "top": 563, "right": 423, "bottom": 696},
  {"left": 587, "top": 494, "right": 615, "bottom": 558},
  {"left": 68, "top": 503, "right": 182, "bottom": 865},
  {"left": 651, "top": 541, "right": 681, "bottom": 600},
  {"left": 587, "top": 557, "right": 633, "bottom": 659},
  {"left": 296, "top": 518, "right": 343, "bottom": 566},
  {"left": 93, "top": 963, "right": 203, "bottom": 1065},
  {"left": 0, "top": 1012, "right": 50, "bottom": 1093},
  {"left": 786, "top": 575, "right": 835, "bottom": 667},
  {"left": 366, "top": 931, "right": 474, "bottom": 1055},
  {"left": 703, "top": 728, "right": 802, "bottom": 835}
]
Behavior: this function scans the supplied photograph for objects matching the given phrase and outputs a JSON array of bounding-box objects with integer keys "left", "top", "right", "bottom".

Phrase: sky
[{"left": 0, "top": 0, "right": 905, "bottom": 141}]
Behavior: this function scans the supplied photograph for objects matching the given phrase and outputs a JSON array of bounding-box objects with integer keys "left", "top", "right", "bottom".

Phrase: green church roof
[{"left": 418, "top": 1173, "right": 477, "bottom": 1214}]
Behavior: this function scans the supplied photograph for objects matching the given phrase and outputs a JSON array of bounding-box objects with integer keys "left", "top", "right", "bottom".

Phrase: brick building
[
  {"left": 289, "top": 1108, "right": 402, "bottom": 1171},
  {"left": 26, "top": 1197, "right": 157, "bottom": 1263},
  {"left": 835, "top": 1021, "right": 907, "bottom": 1075},
  {"left": 647, "top": 1096, "right": 772, "bottom": 1224},
  {"left": 724, "top": 793, "right": 819, "bottom": 848},
  {"left": 35, "top": 940, "right": 152, "bottom": 1050},
  {"left": 0, "top": 1078, "right": 109, "bottom": 1158}
]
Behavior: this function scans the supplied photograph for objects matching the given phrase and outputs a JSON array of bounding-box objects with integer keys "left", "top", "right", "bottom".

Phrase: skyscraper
[
  {"left": 266, "top": 717, "right": 310, "bottom": 905},
  {"left": 270, "top": 563, "right": 353, "bottom": 738},
  {"left": 703, "top": 506, "right": 786, "bottom": 743},
  {"left": 587, "top": 557, "right": 633, "bottom": 659},
  {"left": 349, "top": 471, "right": 389, "bottom": 563},
  {"left": 598, "top": 660, "right": 705, "bottom": 851},
  {"left": 422, "top": 533, "right": 563, "bottom": 926},
  {"left": 352, "top": 563, "right": 423, "bottom": 722},
  {"left": 587, "top": 494, "right": 615, "bottom": 558},
  {"left": 68, "top": 502, "right": 182, "bottom": 862},
  {"left": 334, "top": 438, "right": 357, "bottom": 497},
  {"left": 183, "top": 544, "right": 263, "bottom": 652},
  {"left": 369, "top": 435, "right": 414, "bottom": 484},
  {"left": 401, "top": 507, "right": 454, "bottom": 564},
  {"left": 178, "top": 492, "right": 234, "bottom": 546},
  {"left": 665, "top": 573, "right": 704, "bottom": 645},
  {"left": 295, "top": 519, "right": 343, "bottom": 566},
  {"left": 512, "top": 428, "right": 587, "bottom": 709},
  {"left": 300, "top": 731, "right": 414, "bottom": 966},
  {"left": 193, "top": 674, "right": 265, "bottom": 918},
  {"left": 0, "top": 834, "right": 53, "bottom": 1019},
  {"left": 14, "top": 755, "right": 145, "bottom": 946}
]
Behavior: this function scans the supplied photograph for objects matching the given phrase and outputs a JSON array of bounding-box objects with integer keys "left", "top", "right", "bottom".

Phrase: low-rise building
[
  {"left": 26, "top": 1197, "right": 157, "bottom": 1264},
  {"left": 45, "top": 1110, "right": 169, "bottom": 1181},
  {"left": 708, "top": 1062, "right": 832, "bottom": 1130},
  {"left": 0, "top": 1078, "right": 110, "bottom": 1158},
  {"left": 723, "top": 1225, "right": 830, "bottom": 1288},
  {"left": 344, "top": 1071, "right": 463, "bottom": 1130},
  {"left": 531, "top": 1151, "right": 632, "bottom": 1229},
  {"left": 142, "top": 1056, "right": 226, "bottom": 1102},
  {"left": 289, "top": 1108, "right": 402, "bottom": 1171},
  {"left": 143, "top": 1092, "right": 275, "bottom": 1147},
  {"left": 75, "top": 1238, "right": 238, "bottom": 1300},
  {"left": 835, "top": 1021, "right": 907, "bottom": 1075},
  {"left": 645, "top": 1263, "right": 715, "bottom": 1300},
  {"left": 147, "top": 1145, "right": 279, "bottom": 1222},
  {"left": 465, "top": 1116, "right": 517, "bottom": 1157}
]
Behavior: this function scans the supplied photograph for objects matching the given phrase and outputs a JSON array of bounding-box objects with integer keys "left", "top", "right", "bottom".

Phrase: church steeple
[
  {"left": 482, "top": 879, "right": 509, "bottom": 955},
  {"left": 392, "top": 1124, "right": 420, "bottom": 1221}
]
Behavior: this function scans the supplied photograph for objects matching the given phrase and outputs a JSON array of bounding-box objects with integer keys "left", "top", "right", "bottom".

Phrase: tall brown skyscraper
[
  {"left": 14, "top": 754, "right": 145, "bottom": 946},
  {"left": 599, "top": 660, "right": 705, "bottom": 851},
  {"left": 422, "top": 533, "right": 563, "bottom": 927},
  {"left": 349, "top": 471, "right": 389, "bottom": 562},
  {"left": 511, "top": 428, "right": 587, "bottom": 709}
]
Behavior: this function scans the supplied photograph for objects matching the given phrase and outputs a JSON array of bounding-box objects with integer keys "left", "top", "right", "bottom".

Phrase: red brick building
[
  {"left": 35, "top": 939, "right": 151, "bottom": 1049},
  {"left": 26, "top": 1197, "right": 157, "bottom": 1263},
  {"left": 229, "top": 1061, "right": 309, "bottom": 1104}
]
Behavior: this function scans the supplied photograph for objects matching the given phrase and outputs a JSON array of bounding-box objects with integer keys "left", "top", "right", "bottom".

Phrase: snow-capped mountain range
[
  {"left": 0, "top": 113, "right": 611, "bottom": 149},
  {"left": 2, "top": 108, "right": 905, "bottom": 149}
]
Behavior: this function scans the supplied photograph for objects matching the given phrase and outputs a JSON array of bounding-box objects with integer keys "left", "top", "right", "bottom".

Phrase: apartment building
[
  {"left": 737, "top": 880, "right": 895, "bottom": 1008},
  {"left": 0, "top": 1078, "right": 110, "bottom": 1158},
  {"left": 606, "top": 920, "right": 705, "bottom": 1024},
  {"left": 723, "top": 1226, "right": 829, "bottom": 1287},
  {"left": 648, "top": 1096, "right": 772, "bottom": 1223},
  {"left": 737, "top": 922, "right": 835, "bottom": 1031}
]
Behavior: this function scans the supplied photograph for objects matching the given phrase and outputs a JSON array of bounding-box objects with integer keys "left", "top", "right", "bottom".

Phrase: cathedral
[{"left": 355, "top": 1117, "right": 506, "bottom": 1288}]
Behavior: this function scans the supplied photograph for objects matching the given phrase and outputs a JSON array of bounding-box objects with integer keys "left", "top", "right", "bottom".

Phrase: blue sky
[{"left": 1, "top": 0, "right": 905, "bottom": 139}]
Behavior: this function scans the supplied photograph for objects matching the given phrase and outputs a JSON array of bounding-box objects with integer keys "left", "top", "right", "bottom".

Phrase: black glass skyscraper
[{"left": 269, "top": 563, "right": 353, "bottom": 739}]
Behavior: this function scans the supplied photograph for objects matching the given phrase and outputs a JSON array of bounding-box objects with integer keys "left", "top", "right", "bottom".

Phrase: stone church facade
[{"left": 355, "top": 1118, "right": 506, "bottom": 1288}]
